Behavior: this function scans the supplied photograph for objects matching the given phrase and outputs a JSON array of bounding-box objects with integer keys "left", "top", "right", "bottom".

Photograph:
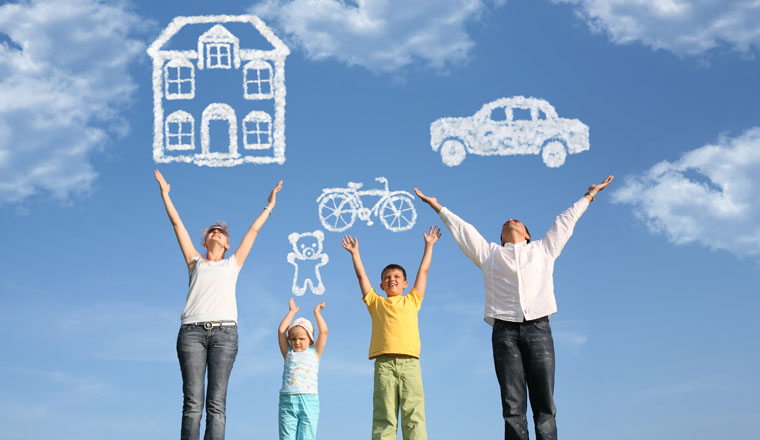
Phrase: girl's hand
[
  {"left": 289, "top": 297, "right": 298, "bottom": 314},
  {"left": 341, "top": 235, "right": 359, "bottom": 254},
  {"left": 314, "top": 301, "right": 325, "bottom": 314}
]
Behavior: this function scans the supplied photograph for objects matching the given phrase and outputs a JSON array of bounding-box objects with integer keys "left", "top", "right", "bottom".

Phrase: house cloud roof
[{"left": 147, "top": 15, "right": 290, "bottom": 59}]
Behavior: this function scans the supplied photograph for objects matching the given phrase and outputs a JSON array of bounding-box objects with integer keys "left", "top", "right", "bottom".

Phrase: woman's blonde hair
[{"left": 200, "top": 221, "right": 229, "bottom": 246}]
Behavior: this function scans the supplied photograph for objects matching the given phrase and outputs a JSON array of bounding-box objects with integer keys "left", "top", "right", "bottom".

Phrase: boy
[{"left": 341, "top": 226, "right": 441, "bottom": 440}]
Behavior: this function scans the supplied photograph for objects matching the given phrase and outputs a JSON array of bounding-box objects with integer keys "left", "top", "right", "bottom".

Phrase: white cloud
[
  {"left": 613, "top": 127, "right": 760, "bottom": 258},
  {"left": 554, "top": 0, "right": 760, "bottom": 57},
  {"left": 251, "top": 0, "right": 506, "bottom": 73},
  {"left": 0, "top": 0, "right": 147, "bottom": 206}
]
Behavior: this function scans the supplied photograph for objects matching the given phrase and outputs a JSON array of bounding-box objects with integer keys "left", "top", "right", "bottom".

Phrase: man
[{"left": 414, "top": 175, "right": 613, "bottom": 440}]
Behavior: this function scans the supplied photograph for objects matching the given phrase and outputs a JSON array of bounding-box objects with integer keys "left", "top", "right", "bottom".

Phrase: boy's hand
[
  {"left": 341, "top": 235, "right": 359, "bottom": 254},
  {"left": 424, "top": 225, "right": 442, "bottom": 245},
  {"left": 289, "top": 297, "right": 298, "bottom": 314},
  {"left": 154, "top": 169, "right": 170, "bottom": 194},
  {"left": 314, "top": 301, "right": 325, "bottom": 314}
]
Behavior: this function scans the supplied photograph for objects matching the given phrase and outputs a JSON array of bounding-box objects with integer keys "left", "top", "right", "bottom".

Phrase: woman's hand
[
  {"left": 154, "top": 169, "right": 170, "bottom": 194},
  {"left": 267, "top": 180, "right": 283, "bottom": 209}
]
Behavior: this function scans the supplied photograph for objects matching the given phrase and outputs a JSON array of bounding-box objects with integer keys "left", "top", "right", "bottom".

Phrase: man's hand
[
  {"left": 341, "top": 235, "right": 359, "bottom": 255},
  {"left": 413, "top": 188, "right": 443, "bottom": 213},
  {"left": 587, "top": 175, "right": 614, "bottom": 199}
]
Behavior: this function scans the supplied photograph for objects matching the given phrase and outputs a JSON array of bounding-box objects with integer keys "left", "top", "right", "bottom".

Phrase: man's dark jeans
[
  {"left": 492, "top": 317, "right": 557, "bottom": 440},
  {"left": 177, "top": 324, "right": 238, "bottom": 440}
]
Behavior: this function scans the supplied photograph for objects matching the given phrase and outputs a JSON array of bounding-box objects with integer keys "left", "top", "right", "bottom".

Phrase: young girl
[{"left": 278, "top": 298, "right": 327, "bottom": 440}]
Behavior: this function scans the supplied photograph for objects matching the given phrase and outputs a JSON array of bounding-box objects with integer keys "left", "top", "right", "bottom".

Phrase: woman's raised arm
[
  {"left": 155, "top": 169, "right": 201, "bottom": 271},
  {"left": 234, "top": 180, "right": 283, "bottom": 267}
]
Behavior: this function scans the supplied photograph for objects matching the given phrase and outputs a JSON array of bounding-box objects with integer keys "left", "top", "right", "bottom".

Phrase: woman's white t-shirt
[{"left": 181, "top": 255, "right": 241, "bottom": 324}]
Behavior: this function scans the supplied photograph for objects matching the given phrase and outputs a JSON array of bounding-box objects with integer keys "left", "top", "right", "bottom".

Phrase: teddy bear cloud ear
[
  {"left": 288, "top": 232, "right": 299, "bottom": 244},
  {"left": 313, "top": 230, "right": 324, "bottom": 240}
]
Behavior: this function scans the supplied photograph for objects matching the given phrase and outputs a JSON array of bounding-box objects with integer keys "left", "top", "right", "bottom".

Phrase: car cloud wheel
[
  {"left": 440, "top": 139, "right": 466, "bottom": 167},
  {"left": 541, "top": 141, "right": 567, "bottom": 168}
]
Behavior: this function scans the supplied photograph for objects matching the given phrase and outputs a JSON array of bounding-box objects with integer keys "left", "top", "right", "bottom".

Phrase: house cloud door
[{"left": 201, "top": 103, "right": 238, "bottom": 156}]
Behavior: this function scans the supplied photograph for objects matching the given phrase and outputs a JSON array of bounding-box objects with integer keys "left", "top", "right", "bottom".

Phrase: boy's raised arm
[
  {"left": 278, "top": 297, "right": 298, "bottom": 359},
  {"left": 313, "top": 302, "right": 328, "bottom": 359},
  {"left": 341, "top": 235, "right": 372, "bottom": 297},
  {"left": 413, "top": 226, "right": 442, "bottom": 297}
]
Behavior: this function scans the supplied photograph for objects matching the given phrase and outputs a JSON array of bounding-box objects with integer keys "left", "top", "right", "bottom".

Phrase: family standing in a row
[{"left": 155, "top": 169, "right": 613, "bottom": 440}]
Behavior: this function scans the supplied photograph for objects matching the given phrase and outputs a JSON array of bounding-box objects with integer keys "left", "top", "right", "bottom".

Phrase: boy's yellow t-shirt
[{"left": 363, "top": 287, "right": 423, "bottom": 359}]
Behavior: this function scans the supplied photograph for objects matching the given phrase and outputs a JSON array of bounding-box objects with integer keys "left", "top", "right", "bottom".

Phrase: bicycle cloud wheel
[
  {"left": 379, "top": 195, "right": 417, "bottom": 232},
  {"left": 318, "top": 193, "right": 357, "bottom": 232}
]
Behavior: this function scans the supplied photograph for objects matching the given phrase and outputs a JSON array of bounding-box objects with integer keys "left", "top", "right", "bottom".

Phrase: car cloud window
[
  {"left": 511, "top": 107, "right": 532, "bottom": 121},
  {"left": 489, "top": 107, "right": 507, "bottom": 122}
]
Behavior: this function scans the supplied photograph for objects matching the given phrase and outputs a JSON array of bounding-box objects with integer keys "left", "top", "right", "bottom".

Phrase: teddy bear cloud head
[{"left": 288, "top": 230, "right": 324, "bottom": 259}]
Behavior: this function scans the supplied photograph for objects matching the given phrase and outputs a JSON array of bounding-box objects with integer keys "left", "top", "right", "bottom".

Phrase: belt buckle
[{"left": 203, "top": 322, "right": 213, "bottom": 331}]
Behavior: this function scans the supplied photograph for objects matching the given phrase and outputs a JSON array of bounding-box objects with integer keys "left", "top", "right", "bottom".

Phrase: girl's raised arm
[
  {"left": 278, "top": 297, "right": 298, "bottom": 359},
  {"left": 313, "top": 302, "right": 327, "bottom": 359}
]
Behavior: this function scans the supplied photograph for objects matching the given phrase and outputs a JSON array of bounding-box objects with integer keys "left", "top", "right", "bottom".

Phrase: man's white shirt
[{"left": 439, "top": 197, "right": 590, "bottom": 324}]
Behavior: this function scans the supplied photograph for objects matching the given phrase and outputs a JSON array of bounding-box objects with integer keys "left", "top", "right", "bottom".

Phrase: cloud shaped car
[{"left": 430, "top": 96, "right": 589, "bottom": 167}]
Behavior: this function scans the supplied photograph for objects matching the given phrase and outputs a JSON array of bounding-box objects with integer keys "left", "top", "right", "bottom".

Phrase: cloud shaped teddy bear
[{"left": 287, "top": 230, "right": 329, "bottom": 295}]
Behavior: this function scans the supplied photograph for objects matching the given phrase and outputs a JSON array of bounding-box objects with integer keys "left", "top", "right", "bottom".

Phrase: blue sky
[{"left": 1, "top": 0, "right": 759, "bottom": 438}]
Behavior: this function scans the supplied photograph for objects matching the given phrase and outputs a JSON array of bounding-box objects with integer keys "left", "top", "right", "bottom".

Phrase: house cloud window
[
  {"left": 244, "top": 60, "right": 273, "bottom": 99},
  {"left": 207, "top": 43, "right": 231, "bottom": 69},
  {"left": 197, "top": 24, "right": 241, "bottom": 70},
  {"left": 165, "top": 59, "right": 195, "bottom": 100},
  {"left": 243, "top": 111, "right": 272, "bottom": 149},
  {"left": 165, "top": 111, "right": 195, "bottom": 150}
]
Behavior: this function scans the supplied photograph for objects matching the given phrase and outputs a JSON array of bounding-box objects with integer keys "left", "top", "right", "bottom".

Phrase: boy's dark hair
[{"left": 381, "top": 264, "right": 407, "bottom": 280}]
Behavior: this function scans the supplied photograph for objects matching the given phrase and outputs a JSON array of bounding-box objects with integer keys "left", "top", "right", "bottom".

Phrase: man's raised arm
[{"left": 415, "top": 187, "right": 491, "bottom": 267}]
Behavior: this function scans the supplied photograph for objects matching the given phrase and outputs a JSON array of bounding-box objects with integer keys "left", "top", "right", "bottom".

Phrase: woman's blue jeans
[
  {"left": 492, "top": 317, "right": 557, "bottom": 440},
  {"left": 177, "top": 324, "right": 238, "bottom": 440}
]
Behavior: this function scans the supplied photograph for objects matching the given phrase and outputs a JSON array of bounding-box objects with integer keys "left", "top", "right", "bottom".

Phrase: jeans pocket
[{"left": 221, "top": 324, "right": 238, "bottom": 336}]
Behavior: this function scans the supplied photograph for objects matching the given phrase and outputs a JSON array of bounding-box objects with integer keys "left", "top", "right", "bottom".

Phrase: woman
[{"left": 155, "top": 169, "right": 282, "bottom": 440}]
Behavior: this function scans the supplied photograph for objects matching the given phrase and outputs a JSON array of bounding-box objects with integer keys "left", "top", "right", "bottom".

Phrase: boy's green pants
[{"left": 372, "top": 355, "right": 427, "bottom": 440}]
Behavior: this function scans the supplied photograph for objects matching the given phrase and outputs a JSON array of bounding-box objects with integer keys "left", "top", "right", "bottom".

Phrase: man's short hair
[
  {"left": 381, "top": 263, "right": 407, "bottom": 281},
  {"left": 501, "top": 220, "right": 531, "bottom": 244}
]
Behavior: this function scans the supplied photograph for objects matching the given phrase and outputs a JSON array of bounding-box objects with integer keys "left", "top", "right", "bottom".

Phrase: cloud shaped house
[{"left": 147, "top": 15, "right": 289, "bottom": 166}]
